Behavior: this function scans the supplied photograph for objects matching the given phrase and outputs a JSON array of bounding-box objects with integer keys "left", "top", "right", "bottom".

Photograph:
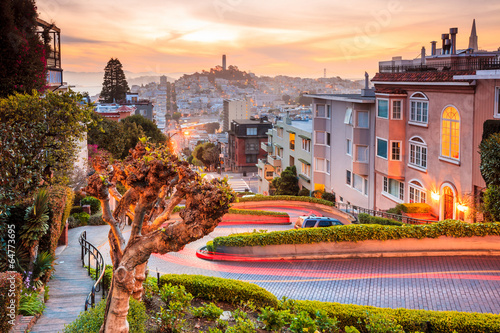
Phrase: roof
[
  {"left": 115, "top": 105, "right": 136, "bottom": 112},
  {"left": 307, "top": 94, "right": 375, "bottom": 103},
  {"left": 232, "top": 119, "right": 272, "bottom": 125},
  {"left": 372, "top": 71, "right": 476, "bottom": 83}
]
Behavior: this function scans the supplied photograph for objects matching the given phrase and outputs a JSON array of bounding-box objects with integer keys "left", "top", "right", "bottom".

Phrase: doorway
[{"left": 443, "top": 186, "right": 454, "bottom": 220}]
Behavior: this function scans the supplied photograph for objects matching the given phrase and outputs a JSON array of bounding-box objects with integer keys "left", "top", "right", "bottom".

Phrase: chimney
[
  {"left": 421, "top": 46, "right": 426, "bottom": 65},
  {"left": 450, "top": 28, "right": 458, "bottom": 54},
  {"left": 431, "top": 41, "right": 437, "bottom": 56},
  {"left": 442, "top": 33, "right": 450, "bottom": 54}
]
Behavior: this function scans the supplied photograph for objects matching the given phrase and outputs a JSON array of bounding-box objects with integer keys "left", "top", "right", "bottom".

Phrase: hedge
[
  {"left": 0, "top": 272, "right": 22, "bottom": 333},
  {"left": 357, "top": 213, "right": 403, "bottom": 226},
  {"left": 63, "top": 297, "right": 146, "bottom": 333},
  {"left": 210, "top": 220, "right": 500, "bottom": 249},
  {"left": 238, "top": 195, "right": 335, "bottom": 207},
  {"left": 227, "top": 208, "right": 288, "bottom": 217},
  {"left": 87, "top": 265, "right": 113, "bottom": 291},
  {"left": 294, "top": 300, "right": 500, "bottom": 333},
  {"left": 388, "top": 203, "right": 431, "bottom": 215},
  {"left": 81, "top": 196, "right": 101, "bottom": 215},
  {"left": 158, "top": 274, "right": 278, "bottom": 308}
]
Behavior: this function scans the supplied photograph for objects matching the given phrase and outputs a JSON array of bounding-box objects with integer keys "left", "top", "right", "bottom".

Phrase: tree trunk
[{"left": 132, "top": 262, "right": 147, "bottom": 300}]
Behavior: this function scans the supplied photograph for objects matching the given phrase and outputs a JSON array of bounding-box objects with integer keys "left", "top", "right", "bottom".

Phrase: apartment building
[
  {"left": 257, "top": 115, "right": 313, "bottom": 195},
  {"left": 223, "top": 98, "right": 250, "bottom": 131},
  {"left": 309, "top": 76, "right": 376, "bottom": 209},
  {"left": 371, "top": 22, "right": 500, "bottom": 221}
]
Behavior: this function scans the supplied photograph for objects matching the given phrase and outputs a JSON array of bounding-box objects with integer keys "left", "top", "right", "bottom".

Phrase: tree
[
  {"left": 192, "top": 142, "right": 219, "bottom": 170},
  {"left": 282, "top": 94, "right": 291, "bottom": 104},
  {"left": 87, "top": 112, "right": 127, "bottom": 160},
  {"left": 271, "top": 166, "right": 299, "bottom": 195},
  {"left": 121, "top": 115, "right": 166, "bottom": 143},
  {"left": 100, "top": 58, "right": 129, "bottom": 103},
  {"left": 0, "top": 0, "right": 48, "bottom": 97},
  {"left": 172, "top": 112, "right": 181, "bottom": 123},
  {"left": 84, "top": 140, "right": 234, "bottom": 332},
  {"left": 479, "top": 132, "right": 500, "bottom": 221},
  {"left": 0, "top": 91, "right": 94, "bottom": 206}
]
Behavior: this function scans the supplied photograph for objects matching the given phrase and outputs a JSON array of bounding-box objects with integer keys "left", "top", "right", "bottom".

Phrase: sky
[{"left": 37, "top": 0, "right": 500, "bottom": 80}]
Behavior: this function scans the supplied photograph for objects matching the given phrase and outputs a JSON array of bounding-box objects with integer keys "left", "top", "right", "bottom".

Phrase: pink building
[{"left": 372, "top": 21, "right": 500, "bottom": 221}]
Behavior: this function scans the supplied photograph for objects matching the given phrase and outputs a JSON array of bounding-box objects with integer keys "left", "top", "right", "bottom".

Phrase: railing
[
  {"left": 379, "top": 57, "right": 500, "bottom": 73},
  {"left": 334, "top": 202, "right": 437, "bottom": 225},
  {"left": 79, "top": 231, "right": 106, "bottom": 310}
]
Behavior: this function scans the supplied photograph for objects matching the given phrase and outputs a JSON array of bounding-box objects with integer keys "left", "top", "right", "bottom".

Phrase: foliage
[
  {"left": 483, "top": 185, "right": 500, "bottom": 222},
  {"left": 100, "top": 58, "right": 129, "bottom": 103},
  {"left": 311, "top": 189, "right": 324, "bottom": 199},
  {"left": 81, "top": 196, "right": 101, "bottom": 215},
  {"left": 87, "top": 265, "right": 113, "bottom": 291},
  {"left": 322, "top": 192, "right": 336, "bottom": 203},
  {"left": 297, "top": 188, "right": 310, "bottom": 197},
  {"left": 158, "top": 274, "right": 278, "bottom": 308},
  {"left": 156, "top": 283, "right": 194, "bottom": 333},
  {"left": 172, "top": 112, "right": 181, "bottom": 122},
  {"left": 71, "top": 212, "right": 90, "bottom": 226},
  {"left": 63, "top": 298, "right": 147, "bottom": 333},
  {"left": 0, "top": 272, "right": 22, "bottom": 332},
  {"left": 31, "top": 251, "right": 57, "bottom": 288},
  {"left": 19, "top": 288, "right": 45, "bottom": 316},
  {"left": 394, "top": 203, "right": 431, "bottom": 214},
  {"left": 192, "top": 142, "right": 220, "bottom": 169},
  {"left": 88, "top": 213, "right": 107, "bottom": 226},
  {"left": 0, "top": 205, "right": 31, "bottom": 273},
  {"left": 238, "top": 195, "right": 335, "bottom": 207},
  {"left": 87, "top": 112, "right": 127, "bottom": 160},
  {"left": 121, "top": 114, "right": 167, "bottom": 143},
  {"left": 258, "top": 306, "right": 291, "bottom": 332},
  {"left": 211, "top": 220, "right": 500, "bottom": 249},
  {"left": 225, "top": 317, "right": 256, "bottom": 333},
  {"left": 357, "top": 213, "right": 403, "bottom": 226},
  {"left": 70, "top": 206, "right": 84, "bottom": 215},
  {"left": 228, "top": 208, "right": 288, "bottom": 217},
  {"left": 191, "top": 302, "right": 224, "bottom": 320},
  {"left": 0, "top": 91, "right": 94, "bottom": 205},
  {"left": 289, "top": 311, "right": 317, "bottom": 333},
  {"left": 271, "top": 166, "right": 299, "bottom": 196},
  {"left": 61, "top": 187, "right": 75, "bottom": 232},
  {"left": 479, "top": 132, "right": 500, "bottom": 186},
  {"left": 43, "top": 185, "right": 73, "bottom": 257},
  {"left": 0, "top": 0, "right": 47, "bottom": 97},
  {"left": 364, "top": 311, "right": 405, "bottom": 333},
  {"left": 202, "top": 122, "right": 220, "bottom": 134},
  {"left": 482, "top": 120, "right": 500, "bottom": 141},
  {"left": 19, "top": 188, "right": 49, "bottom": 250},
  {"left": 315, "top": 309, "right": 341, "bottom": 333}
]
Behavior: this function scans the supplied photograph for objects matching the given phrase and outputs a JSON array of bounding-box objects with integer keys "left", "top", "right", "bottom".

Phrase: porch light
[
  {"left": 456, "top": 203, "right": 468, "bottom": 212},
  {"left": 431, "top": 191, "right": 440, "bottom": 201}
]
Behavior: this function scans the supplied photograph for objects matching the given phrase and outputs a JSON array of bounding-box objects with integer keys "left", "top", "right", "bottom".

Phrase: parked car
[{"left": 294, "top": 216, "right": 343, "bottom": 229}]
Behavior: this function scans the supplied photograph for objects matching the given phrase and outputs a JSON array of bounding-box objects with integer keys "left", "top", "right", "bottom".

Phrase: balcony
[
  {"left": 267, "top": 155, "right": 281, "bottom": 167},
  {"left": 379, "top": 57, "right": 500, "bottom": 73},
  {"left": 352, "top": 161, "right": 369, "bottom": 176},
  {"left": 353, "top": 128, "right": 370, "bottom": 146},
  {"left": 261, "top": 141, "right": 272, "bottom": 153}
]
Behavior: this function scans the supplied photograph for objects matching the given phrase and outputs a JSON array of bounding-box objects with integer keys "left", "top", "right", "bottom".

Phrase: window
[
  {"left": 344, "top": 108, "right": 353, "bottom": 124},
  {"left": 346, "top": 170, "right": 352, "bottom": 185},
  {"left": 326, "top": 160, "right": 330, "bottom": 174},
  {"left": 376, "top": 138, "right": 388, "bottom": 159},
  {"left": 391, "top": 141, "right": 401, "bottom": 161},
  {"left": 353, "top": 174, "right": 363, "bottom": 192},
  {"left": 265, "top": 171, "right": 274, "bottom": 178},
  {"left": 326, "top": 132, "right": 331, "bottom": 146},
  {"left": 275, "top": 146, "right": 283, "bottom": 158},
  {"left": 441, "top": 106, "right": 460, "bottom": 160},
  {"left": 357, "top": 111, "right": 369, "bottom": 128},
  {"left": 246, "top": 142, "right": 258, "bottom": 151},
  {"left": 377, "top": 99, "right": 389, "bottom": 118},
  {"left": 409, "top": 93, "right": 429, "bottom": 124},
  {"left": 246, "top": 154, "right": 257, "bottom": 163},
  {"left": 247, "top": 127, "right": 257, "bottom": 135},
  {"left": 277, "top": 128, "right": 283, "bottom": 138},
  {"left": 409, "top": 137, "right": 427, "bottom": 170},
  {"left": 383, "top": 177, "right": 404, "bottom": 201},
  {"left": 301, "top": 138, "right": 311, "bottom": 152},
  {"left": 315, "top": 158, "right": 328, "bottom": 173},
  {"left": 496, "top": 87, "right": 500, "bottom": 117},
  {"left": 392, "top": 100, "right": 402, "bottom": 119},
  {"left": 356, "top": 145, "right": 368, "bottom": 162},
  {"left": 316, "top": 104, "right": 326, "bottom": 117},
  {"left": 315, "top": 131, "right": 326, "bottom": 145},
  {"left": 327, "top": 105, "right": 331, "bottom": 118},
  {"left": 289, "top": 133, "right": 295, "bottom": 151},
  {"left": 409, "top": 180, "right": 427, "bottom": 203},
  {"left": 301, "top": 163, "right": 311, "bottom": 177},
  {"left": 346, "top": 139, "right": 352, "bottom": 156},
  {"left": 364, "top": 178, "right": 368, "bottom": 195}
]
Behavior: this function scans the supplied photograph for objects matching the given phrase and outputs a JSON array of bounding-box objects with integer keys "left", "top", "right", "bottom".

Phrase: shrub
[
  {"left": 391, "top": 203, "right": 431, "bottom": 214},
  {"left": 88, "top": 213, "right": 106, "bottom": 226},
  {"left": 64, "top": 297, "right": 147, "bottom": 333},
  {"left": 227, "top": 208, "right": 288, "bottom": 217},
  {"left": 238, "top": 195, "right": 335, "bottom": 207},
  {"left": 0, "top": 272, "right": 22, "bottom": 333},
  {"left": 158, "top": 274, "right": 278, "bottom": 308},
  {"left": 67, "top": 216, "right": 80, "bottom": 229},
  {"left": 210, "top": 220, "right": 500, "bottom": 249},
  {"left": 156, "top": 283, "right": 193, "bottom": 332},
  {"left": 357, "top": 213, "right": 403, "bottom": 226},
  {"left": 81, "top": 196, "right": 101, "bottom": 215},
  {"left": 88, "top": 265, "right": 113, "bottom": 291},
  {"left": 322, "top": 192, "right": 336, "bottom": 203},
  {"left": 289, "top": 311, "right": 317, "bottom": 333},
  {"left": 191, "top": 302, "right": 224, "bottom": 321},
  {"left": 70, "top": 206, "right": 83, "bottom": 215},
  {"left": 311, "top": 189, "right": 324, "bottom": 199},
  {"left": 71, "top": 212, "right": 90, "bottom": 226},
  {"left": 298, "top": 188, "right": 310, "bottom": 197},
  {"left": 258, "top": 306, "right": 291, "bottom": 331},
  {"left": 483, "top": 185, "right": 500, "bottom": 222},
  {"left": 19, "top": 289, "right": 45, "bottom": 316},
  {"left": 73, "top": 190, "right": 86, "bottom": 206}
]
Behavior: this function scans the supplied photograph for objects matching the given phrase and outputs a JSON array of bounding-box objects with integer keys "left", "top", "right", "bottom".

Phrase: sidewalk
[{"left": 30, "top": 225, "right": 110, "bottom": 333}]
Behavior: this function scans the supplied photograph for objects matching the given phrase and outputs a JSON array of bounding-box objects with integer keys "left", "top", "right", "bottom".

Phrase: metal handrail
[
  {"left": 79, "top": 231, "right": 106, "bottom": 310},
  {"left": 334, "top": 202, "right": 437, "bottom": 225}
]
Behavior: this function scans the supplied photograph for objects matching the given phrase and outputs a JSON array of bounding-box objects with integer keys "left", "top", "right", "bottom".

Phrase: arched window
[
  {"left": 409, "top": 180, "right": 426, "bottom": 203},
  {"left": 409, "top": 136, "right": 427, "bottom": 170},
  {"left": 409, "top": 92, "right": 428, "bottom": 124},
  {"left": 441, "top": 106, "right": 460, "bottom": 160}
]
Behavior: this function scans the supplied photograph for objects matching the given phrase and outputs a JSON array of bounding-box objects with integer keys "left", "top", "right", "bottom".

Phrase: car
[{"left": 294, "top": 216, "right": 343, "bottom": 229}]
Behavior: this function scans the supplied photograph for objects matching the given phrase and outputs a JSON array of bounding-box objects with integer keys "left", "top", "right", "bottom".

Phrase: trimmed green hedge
[
  {"left": 238, "top": 195, "right": 335, "bottom": 207},
  {"left": 294, "top": 300, "right": 500, "bottom": 333},
  {"left": 63, "top": 297, "right": 146, "bottom": 333},
  {"left": 211, "top": 220, "right": 500, "bottom": 249},
  {"left": 357, "top": 213, "right": 403, "bottom": 226},
  {"left": 87, "top": 265, "right": 113, "bottom": 290},
  {"left": 227, "top": 208, "right": 288, "bottom": 217},
  {"left": 388, "top": 203, "right": 431, "bottom": 215},
  {"left": 0, "top": 272, "right": 22, "bottom": 333},
  {"left": 158, "top": 274, "right": 278, "bottom": 308}
]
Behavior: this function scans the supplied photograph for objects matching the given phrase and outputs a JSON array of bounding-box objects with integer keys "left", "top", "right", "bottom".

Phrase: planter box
[{"left": 215, "top": 236, "right": 500, "bottom": 260}]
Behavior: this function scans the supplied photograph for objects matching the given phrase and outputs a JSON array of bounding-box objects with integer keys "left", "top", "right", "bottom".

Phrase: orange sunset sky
[{"left": 37, "top": 0, "right": 500, "bottom": 79}]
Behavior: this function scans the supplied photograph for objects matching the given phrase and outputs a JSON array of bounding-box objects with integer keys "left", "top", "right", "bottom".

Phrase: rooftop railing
[{"left": 379, "top": 57, "right": 500, "bottom": 73}]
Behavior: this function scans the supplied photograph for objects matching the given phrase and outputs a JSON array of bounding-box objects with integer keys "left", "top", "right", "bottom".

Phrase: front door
[{"left": 443, "top": 186, "right": 454, "bottom": 220}]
